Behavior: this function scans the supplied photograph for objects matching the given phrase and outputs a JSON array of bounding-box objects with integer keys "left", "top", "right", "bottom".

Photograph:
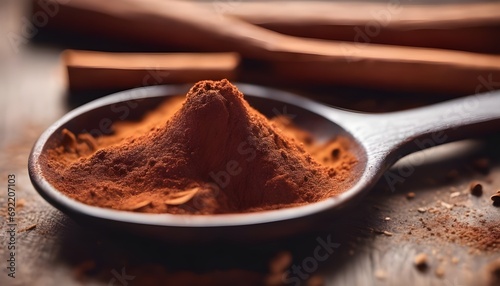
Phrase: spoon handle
[{"left": 355, "top": 89, "right": 500, "bottom": 161}]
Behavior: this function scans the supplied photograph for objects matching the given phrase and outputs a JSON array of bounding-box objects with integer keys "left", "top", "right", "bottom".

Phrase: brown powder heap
[{"left": 42, "top": 80, "right": 356, "bottom": 214}]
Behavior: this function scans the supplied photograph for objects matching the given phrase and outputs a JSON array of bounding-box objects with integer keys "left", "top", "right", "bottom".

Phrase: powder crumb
[
  {"left": 384, "top": 217, "right": 391, "bottom": 221},
  {"left": 440, "top": 202, "right": 453, "bottom": 209},
  {"left": 485, "top": 258, "right": 500, "bottom": 286},
  {"left": 383, "top": 231, "right": 393, "bottom": 237},
  {"left": 418, "top": 208, "right": 427, "bottom": 213},
  {"left": 407, "top": 212, "right": 499, "bottom": 252},
  {"left": 16, "top": 198, "right": 26, "bottom": 208},
  {"left": 428, "top": 207, "right": 439, "bottom": 214},
  {"left": 18, "top": 224, "right": 36, "bottom": 233},
  {"left": 450, "top": 192, "right": 461, "bottom": 198},
  {"left": 269, "top": 251, "right": 293, "bottom": 274},
  {"left": 306, "top": 275, "right": 324, "bottom": 286},
  {"left": 125, "top": 200, "right": 151, "bottom": 211},
  {"left": 164, "top": 188, "right": 200, "bottom": 205},
  {"left": 435, "top": 265, "right": 445, "bottom": 278},
  {"left": 406, "top": 192, "right": 416, "bottom": 200},
  {"left": 414, "top": 253, "right": 428, "bottom": 270},
  {"left": 491, "top": 191, "right": 500, "bottom": 206},
  {"left": 469, "top": 181, "right": 483, "bottom": 196},
  {"left": 374, "top": 269, "right": 387, "bottom": 280}
]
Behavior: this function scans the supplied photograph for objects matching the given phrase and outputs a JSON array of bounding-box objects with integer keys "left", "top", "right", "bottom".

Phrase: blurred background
[{"left": 0, "top": 0, "right": 499, "bottom": 286}]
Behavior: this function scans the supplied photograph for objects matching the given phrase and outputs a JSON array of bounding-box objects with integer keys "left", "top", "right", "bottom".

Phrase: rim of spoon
[{"left": 28, "top": 83, "right": 375, "bottom": 228}]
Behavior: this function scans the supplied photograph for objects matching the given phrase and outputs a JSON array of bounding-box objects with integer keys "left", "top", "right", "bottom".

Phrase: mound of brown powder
[{"left": 41, "top": 80, "right": 357, "bottom": 214}]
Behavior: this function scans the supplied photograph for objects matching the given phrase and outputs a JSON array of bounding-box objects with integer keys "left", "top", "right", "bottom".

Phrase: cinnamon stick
[
  {"left": 36, "top": 0, "right": 500, "bottom": 53},
  {"left": 42, "top": 0, "right": 500, "bottom": 94},
  {"left": 63, "top": 50, "right": 239, "bottom": 91},
  {"left": 219, "top": 1, "right": 500, "bottom": 54}
]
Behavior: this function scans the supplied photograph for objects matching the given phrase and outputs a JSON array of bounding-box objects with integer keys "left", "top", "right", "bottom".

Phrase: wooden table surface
[{"left": 1, "top": 1, "right": 499, "bottom": 286}]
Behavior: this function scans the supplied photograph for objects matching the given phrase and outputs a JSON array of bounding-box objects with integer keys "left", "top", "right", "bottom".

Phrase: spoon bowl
[{"left": 29, "top": 84, "right": 500, "bottom": 242}]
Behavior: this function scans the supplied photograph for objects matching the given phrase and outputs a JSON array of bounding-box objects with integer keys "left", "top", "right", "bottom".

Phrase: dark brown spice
[
  {"left": 331, "top": 148, "right": 340, "bottom": 159},
  {"left": 492, "top": 192, "right": 500, "bottom": 207},
  {"left": 486, "top": 259, "right": 500, "bottom": 286},
  {"left": 406, "top": 192, "right": 416, "bottom": 200},
  {"left": 18, "top": 224, "right": 37, "bottom": 233},
  {"left": 42, "top": 80, "right": 357, "bottom": 214},
  {"left": 414, "top": 253, "right": 428, "bottom": 271},
  {"left": 469, "top": 181, "right": 483, "bottom": 196}
]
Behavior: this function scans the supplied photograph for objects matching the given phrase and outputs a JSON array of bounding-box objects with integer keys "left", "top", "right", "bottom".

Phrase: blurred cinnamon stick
[
  {"left": 63, "top": 50, "right": 239, "bottom": 91},
  {"left": 269, "top": 45, "right": 500, "bottom": 95},
  {"left": 43, "top": 0, "right": 500, "bottom": 95},
  {"left": 36, "top": 0, "right": 500, "bottom": 54},
  {"left": 220, "top": 1, "right": 500, "bottom": 54},
  {"left": 64, "top": 48, "right": 500, "bottom": 95}
]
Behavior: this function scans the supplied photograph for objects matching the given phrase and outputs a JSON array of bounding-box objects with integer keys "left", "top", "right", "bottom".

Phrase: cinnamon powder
[{"left": 41, "top": 80, "right": 357, "bottom": 214}]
